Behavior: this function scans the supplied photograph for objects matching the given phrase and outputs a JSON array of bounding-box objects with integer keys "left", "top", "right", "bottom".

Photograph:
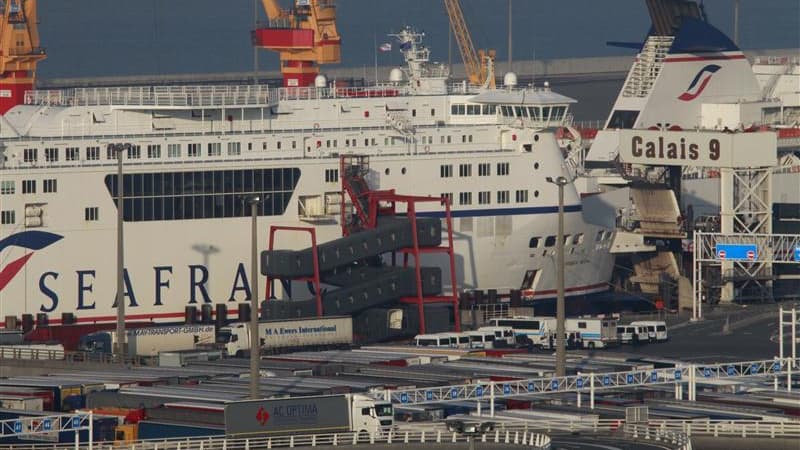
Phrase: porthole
[
  {"left": 534, "top": 190, "right": 540, "bottom": 198},
  {"left": 385, "top": 168, "right": 390, "bottom": 175},
  {"left": 401, "top": 167, "right": 407, "bottom": 175},
  {"left": 534, "top": 134, "right": 540, "bottom": 142},
  {"left": 534, "top": 162, "right": 540, "bottom": 170}
]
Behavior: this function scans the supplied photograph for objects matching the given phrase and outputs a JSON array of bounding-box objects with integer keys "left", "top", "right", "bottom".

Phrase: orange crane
[
  {"left": 0, "top": 0, "right": 45, "bottom": 114},
  {"left": 443, "top": 0, "right": 495, "bottom": 88},
  {"left": 254, "top": 0, "right": 341, "bottom": 87}
]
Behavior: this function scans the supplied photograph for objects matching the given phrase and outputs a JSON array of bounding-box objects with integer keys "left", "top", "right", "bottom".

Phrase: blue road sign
[
  {"left": 751, "top": 364, "right": 759, "bottom": 374},
  {"left": 43, "top": 419, "right": 51, "bottom": 431},
  {"left": 651, "top": 371, "right": 658, "bottom": 382},
  {"left": 603, "top": 376, "right": 611, "bottom": 386},
  {"left": 476, "top": 386, "right": 484, "bottom": 397},
  {"left": 503, "top": 384, "right": 511, "bottom": 395},
  {"left": 716, "top": 243, "right": 758, "bottom": 261},
  {"left": 72, "top": 416, "right": 81, "bottom": 428},
  {"left": 626, "top": 374, "right": 634, "bottom": 384},
  {"left": 576, "top": 378, "right": 584, "bottom": 389},
  {"left": 551, "top": 379, "right": 559, "bottom": 390},
  {"left": 528, "top": 382, "right": 534, "bottom": 392},
  {"left": 727, "top": 366, "right": 736, "bottom": 376},
  {"left": 674, "top": 370, "right": 682, "bottom": 381},
  {"left": 400, "top": 393, "right": 408, "bottom": 403},
  {"left": 772, "top": 361, "right": 782, "bottom": 371},
  {"left": 14, "top": 421, "right": 22, "bottom": 433},
  {"left": 794, "top": 246, "right": 800, "bottom": 262},
  {"left": 426, "top": 391, "right": 433, "bottom": 401},
  {"left": 450, "top": 388, "right": 458, "bottom": 399},
  {"left": 704, "top": 368, "right": 712, "bottom": 377}
]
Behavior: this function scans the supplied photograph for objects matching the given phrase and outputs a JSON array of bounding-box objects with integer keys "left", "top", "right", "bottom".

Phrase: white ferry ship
[{"left": 0, "top": 29, "right": 614, "bottom": 326}]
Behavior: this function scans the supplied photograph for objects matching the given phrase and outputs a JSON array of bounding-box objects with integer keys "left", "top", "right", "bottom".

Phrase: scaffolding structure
[
  {"left": 340, "top": 155, "right": 460, "bottom": 334},
  {"left": 263, "top": 226, "right": 323, "bottom": 316}
]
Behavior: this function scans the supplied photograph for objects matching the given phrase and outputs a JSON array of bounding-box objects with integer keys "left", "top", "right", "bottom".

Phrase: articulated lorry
[
  {"left": 224, "top": 393, "right": 393, "bottom": 437},
  {"left": 217, "top": 316, "right": 352, "bottom": 357},
  {"left": 78, "top": 324, "right": 215, "bottom": 357}
]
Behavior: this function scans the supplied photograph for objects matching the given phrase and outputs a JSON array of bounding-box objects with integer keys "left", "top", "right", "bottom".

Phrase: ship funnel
[{"left": 314, "top": 74, "right": 328, "bottom": 88}]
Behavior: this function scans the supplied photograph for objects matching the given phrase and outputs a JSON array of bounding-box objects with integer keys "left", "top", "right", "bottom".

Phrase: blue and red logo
[
  {"left": 678, "top": 64, "right": 721, "bottom": 101},
  {"left": 0, "top": 231, "right": 63, "bottom": 293}
]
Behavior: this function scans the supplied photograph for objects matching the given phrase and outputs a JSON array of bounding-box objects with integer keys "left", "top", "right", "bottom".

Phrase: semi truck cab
[{"left": 351, "top": 394, "right": 394, "bottom": 436}]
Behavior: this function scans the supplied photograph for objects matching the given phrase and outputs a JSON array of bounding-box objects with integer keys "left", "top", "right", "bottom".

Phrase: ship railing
[{"left": 24, "top": 85, "right": 277, "bottom": 108}]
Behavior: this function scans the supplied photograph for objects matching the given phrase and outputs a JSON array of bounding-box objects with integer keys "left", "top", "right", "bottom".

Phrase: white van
[
  {"left": 477, "top": 326, "right": 516, "bottom": 346},
  {"left": 414, "top": 334, "right": 451, "bottom": 347},
  {"left": 489, "top": 317, "right": 555, "bottom": 347},
  {"left": 630, "top": 321, "right": 668, "bottom": 342},
  {"left": 465, "top": 330, "right": 496, "bottom": 349},
  {"left": 616, "top": 325, "right": 649, "bottom": 344},
  {"left": 441, "top": 332, "right": 472, "bottom": 349},
  {"left": 566, "top": 318, "right": 619, "bottom": 349}
]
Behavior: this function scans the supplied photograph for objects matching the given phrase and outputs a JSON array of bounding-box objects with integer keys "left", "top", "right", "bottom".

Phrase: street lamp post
[
  {"left": 547, "top": 176, "right": 568, "bottom": 377},
  {"left": 245, "top": 195, "right": 261, "bottom": 399},
  {"left": 108, "top": 143, "right": 131, "bottom": 364}
]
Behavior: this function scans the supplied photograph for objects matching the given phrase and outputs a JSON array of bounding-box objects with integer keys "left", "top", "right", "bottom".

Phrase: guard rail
[
  {"left": 0, "top": 428, "right": 552, "bottom": 450},
  {"left": 0, "top": 347, "right": 156, "bottom": 366}
]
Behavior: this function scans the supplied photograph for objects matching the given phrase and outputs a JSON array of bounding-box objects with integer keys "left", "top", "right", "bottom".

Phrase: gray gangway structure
[
  {"left": 373, "top": 356, "right": 800, "bottom": 414},
  {"left": 260, "top": 217, "right": 443, "bottom": 320}
]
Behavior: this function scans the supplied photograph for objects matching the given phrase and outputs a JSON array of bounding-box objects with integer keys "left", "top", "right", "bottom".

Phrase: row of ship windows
[
  {"left": 1, "top": 179, "right": 57, "bottom": 195},
  {"left": 498, "top": 105, "right": 568, "bottom": 121},
  {"left": 440, "top": 162, "right": 509, "bottom": 178},
  {"left": 19, "top": 142, "right": 299, "bottom": 163},
  {"left": 529, "top": 230, "right": 614, "bottom": 249},
  {"left": 2, "top": 207, "right": 100, "bottom": 226},
  {"left": 441, "top": 189, "right": 537, "bottom": 206}
]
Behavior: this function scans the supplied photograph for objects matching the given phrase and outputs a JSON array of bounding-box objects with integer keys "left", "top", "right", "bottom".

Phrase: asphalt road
[
  {"left": 600, "top": 304, "right": 789, "bottom": 362},
  {"left": 550, "top": 436, "right": 674, "bottom": 450}
]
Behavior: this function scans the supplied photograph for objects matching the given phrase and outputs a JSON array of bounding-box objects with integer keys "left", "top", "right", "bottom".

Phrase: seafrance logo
[
  {"left": 677, "top": 64, "right": 721, "bottom": 102},
  {"left": 0, "top": 231, "right": 63, "bottom": 293}
]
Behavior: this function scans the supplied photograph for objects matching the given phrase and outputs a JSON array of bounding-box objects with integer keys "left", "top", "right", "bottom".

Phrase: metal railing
[
  {"left": 24, "top": 85, "right": 277, "bottom": 108},
  {"left": 648, "top": 419, "right": 800, "bottom": 439},
  {"left": 0, "top": 347, "right": 156, "bottom": 366},
  {"left": 0, "top": 427, "right": 552, "bottom": 450}
]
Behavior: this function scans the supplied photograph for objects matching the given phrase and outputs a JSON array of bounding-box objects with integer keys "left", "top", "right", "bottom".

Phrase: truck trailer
[
  {"left": 78, "top": 325, "right": 215, "bottom": 357},
  {"left": 223, "top": 393, "right": 392, "bottom": 437},
  {"left": 218, "top": 316, "right": 353, "bottom": 357}
]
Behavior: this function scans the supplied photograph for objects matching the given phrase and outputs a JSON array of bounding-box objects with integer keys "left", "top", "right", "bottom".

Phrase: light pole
[
  {"left": 546, "top": 176, "right": 568, "bottom": 377},
  {"left": 245, "top": 195, "right": 261, "bottom": 399},
  {"left": 108, "top": 143, "right": 131, "bottom": 364}
]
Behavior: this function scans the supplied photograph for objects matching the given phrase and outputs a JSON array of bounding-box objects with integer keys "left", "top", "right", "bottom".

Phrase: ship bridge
[
  {"left": 469, "top": 87, "right": 575, "bottom": 128},
  {"left": 23, "top": 84, "right": 278, "bottom": 111}
]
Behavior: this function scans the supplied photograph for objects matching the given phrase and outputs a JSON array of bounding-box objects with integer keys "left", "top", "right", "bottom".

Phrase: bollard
[
  {"left": 289, "top": 436, "right": 294, "bottom": 448},
  {"left": 452, "top": 433, "right": 457, "bottom": 443},
  {"left": 352, "top": 434, "right": 358, "bottom": 445},
  {"left": 311, "top": 435, "right": 316, "bottom": 447},
  {"left": 504, "top": 430, "right": 510, "bottom": 444},
  {"left": 421, "top": 431, "right": 425, "bottom": 444},
  {"left": 513, "top": 431, "right": 519, "bottom": 444},
  {"left": 436, "top": 430, "right": 442, "bottom": 443},
  {"left": 404, "top": 431, "right": 409, "bottom": 444},
  {"left": 267, "top": 438, "right": 272, "bottom": 449},
  {"left": 333, "top": 434, "right": 338, "bottom": 446},
  {"left": 245, "top": 439, "right": 250, "bottom": 450}
]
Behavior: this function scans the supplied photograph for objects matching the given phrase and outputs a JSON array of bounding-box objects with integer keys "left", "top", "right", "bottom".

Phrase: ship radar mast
[{"left": 390, "top": 27, "right": 449, "bottom": 94}]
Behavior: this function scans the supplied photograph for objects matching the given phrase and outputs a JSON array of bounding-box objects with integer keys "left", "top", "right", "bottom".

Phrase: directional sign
[
  {"left": 528, "top": 382, "right": 534, "bottom": 392},
  {"left": 14, "top": 421, "right": 22, "bottom": 433},
  {"left": 603, "top": 376, "right": 611, "bottom": 386},
  {"left": 795, "top": 246, "right": 800, "bottom": 262},
  {"left": 476, "top": 386, "right": 484, "bottom": 397},
  {"left": 674, "top": 370, "right": 682, "bottom": 381},
  {"left": 426, "top": 391, "right": 433, "bottom": 401},
  {"left": 576, "top": 378, "right": 584, "bottom": 389},
  {"left": 400, "top": 393, "right": 408, "bottom": 403},
  {"left": 727, "top": 366, "right": 736, "bottom": 376},
  {"left": 772, "top": 361, "right": 782, "bottom": 371},
  {"left": 626, "top": 374, "right": 634, "bottom": 384},
  {"left": 503, "top": 384, "right": 511, "bottom": 395},
  {"left": 703, "top": 368, "right": 711, "bottom": 377},
  {"left": 450, "top": 388, "right": 458, "bottom": 399},
  {"left": 72, "top": 416, "right": 81, "bottom": 428},
  {"left": 716, "top": 243, "right": 758, "bottom": 261},
  {"left": 43, "top": 419, "right": 52, "bottom": 431},
  {"left": 551, "top": 379, "right": 559, "bottom": 390},
  {"left": 651, "top": 371, "right": 658, "bottom": 383}
]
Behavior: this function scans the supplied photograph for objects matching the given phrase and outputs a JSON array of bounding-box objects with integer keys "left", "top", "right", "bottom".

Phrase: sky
[{"left": 35, "top": 0, "right": 800, "bottom": 78}]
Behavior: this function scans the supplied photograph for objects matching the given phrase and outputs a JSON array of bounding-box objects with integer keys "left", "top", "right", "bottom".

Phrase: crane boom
[
  {"left": 0, "top": 0, "right": 45, "bottom": 114},
  {"left": 443, "top": 0, "right": 495, "bottom": 88}
]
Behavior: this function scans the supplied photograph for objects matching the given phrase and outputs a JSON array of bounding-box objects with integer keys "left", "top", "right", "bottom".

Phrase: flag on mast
[{"left": 378, "top": 42, "right": 392, "bottom": 52}]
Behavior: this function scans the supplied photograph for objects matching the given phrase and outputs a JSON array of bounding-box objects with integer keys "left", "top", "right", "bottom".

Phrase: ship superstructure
[{"left": 0, "top": 28, "right": 615, "bottom": 326}]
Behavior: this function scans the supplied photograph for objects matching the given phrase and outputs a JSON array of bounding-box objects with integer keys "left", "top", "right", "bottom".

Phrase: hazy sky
[{"left": 36, "top": 0, "right": 800, "bottom": 78}]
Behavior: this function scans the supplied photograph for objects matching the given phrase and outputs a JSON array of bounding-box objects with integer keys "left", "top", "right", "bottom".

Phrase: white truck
[
  {"left": 78, "top": 324, "right": 215, "bottom": 357},
  {"left": 566, "top": 318, "right": 619, "bottom": 349},
  {"left": 218, "top": 316, "right": 353, "bottom": 357},
  {"left": 223, "top": 393, "right": 393, "bottom": 437}
]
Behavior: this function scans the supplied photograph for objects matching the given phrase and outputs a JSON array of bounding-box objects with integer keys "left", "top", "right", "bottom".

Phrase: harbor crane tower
[
  {"left": 254, "top": 0, "right": 341, "bottom": 87},
  {"left": 443, "top": 0, "right": 496, "bottom": 88},
  {"left": 0, "top": 0, "right": 45, "bottom": 114}
]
